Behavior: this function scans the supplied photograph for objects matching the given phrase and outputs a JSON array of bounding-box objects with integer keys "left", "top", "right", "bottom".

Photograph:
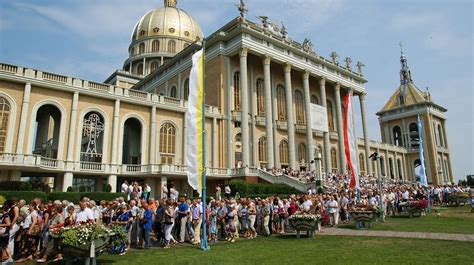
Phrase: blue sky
[{"left": 0, "top": 0, "right": 472, "bottom": 181}]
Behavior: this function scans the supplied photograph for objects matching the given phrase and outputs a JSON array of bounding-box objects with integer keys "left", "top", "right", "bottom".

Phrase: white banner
[{"left": 310, "top": 103, "right": 328, "bottom": 132}]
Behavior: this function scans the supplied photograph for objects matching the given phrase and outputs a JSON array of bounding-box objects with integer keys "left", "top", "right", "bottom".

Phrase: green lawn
[
  {"left": 340, "top": 206, "right": 474, "bottom": 234},
  {"left": 34, "top": 235, "right": 473, "bottom": 265}
]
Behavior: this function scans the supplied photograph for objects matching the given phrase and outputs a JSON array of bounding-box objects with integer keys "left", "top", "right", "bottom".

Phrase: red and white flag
[{"left": 343, "top": 92, "right": 360, "bottom": 190}]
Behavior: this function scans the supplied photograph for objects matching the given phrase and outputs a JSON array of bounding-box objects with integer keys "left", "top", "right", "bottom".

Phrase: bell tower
[{"left": 376, "top": 47, "right": 454, "bottom": 185}]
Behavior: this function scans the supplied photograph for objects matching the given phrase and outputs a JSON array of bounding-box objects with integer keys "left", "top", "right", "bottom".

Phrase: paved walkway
[{"left": 320, "top": 227, "right": 474, "bottom": 242}]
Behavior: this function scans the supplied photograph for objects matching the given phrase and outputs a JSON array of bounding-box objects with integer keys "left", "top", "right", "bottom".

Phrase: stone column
[
  {"left": 160, "top": 176, "right": 168, "bottom": 199},
  {"left": 303, "top": 71, "right": 314, "bottom": 171},
  {"left": 182, "top": 113, "right": 187, "bottom": 164},
  {"left": 111, "top": 100, "right": 120, "bottom": 165},
  {"left": 240, "top": 48, "right": 250, "bottom": 168},
  {"left": 319, "top": 78, "right": 330, "bottom": 172},
  {"left": 149, "top": 106, "right": 156, "bottom": 164},
  {"left": 16, "top": 82, "right": 31, "bottom": 154},
  {"left": 62, "top": 172, "right": 73, "bottom": 192},
  {"left": 212, "top": 117, "right": 218, "bottom": 168},
  {"left": 334, "top": 83, "right": 346, "bottom": 173},
  {"left": 108, "top": 175, "right": 117, "bottom": 192},
  {"left": 359, "top": 93, "right": 372, "bottom": 176},
  {"left": 263, "top": 56, "right": 274, "bottom": 169},
  {"left": 284, "top": 64, "right": 296, "bottom": 169},
  {"left": 225, "top": 57, "right": 233, "bottom": 168},
  {"left": 394, "top": 152, "right": 399, "bottom": 179},
  {"left": 66, "top": 92, "right": 79, "bottom": 162}
]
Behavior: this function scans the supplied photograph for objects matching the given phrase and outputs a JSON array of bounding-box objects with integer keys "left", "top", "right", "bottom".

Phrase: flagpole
[{"left": 200, "top": 40, "right": 209, "bottom": 251}]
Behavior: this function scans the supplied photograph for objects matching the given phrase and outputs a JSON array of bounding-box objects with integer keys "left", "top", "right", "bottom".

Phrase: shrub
[
  {"left": 66, "top": 186, "right": 74, "bottom": 192},
  {"left": 48, "top": 192, "right": 82, "bottom": 204},
  {"left": 0, "top": 191, "right": 47, "bottom": 204},
  {"left": 0, "top": 181, "right": 24, "bottom": 191},
  {"left": 79, "top": 185, "right": 86, "bottom": 192},
  {"left": 0, "top": 195, "right": 6, "bottom": 205},
  {"left": 87, "top": 192, "right": 127, "bottom": 203},
  {"left": 103, "top": 184, "right": 112, "bottom": 193},
  {"left": 229, "top": 179, "right": 299, "bottom": 197}
]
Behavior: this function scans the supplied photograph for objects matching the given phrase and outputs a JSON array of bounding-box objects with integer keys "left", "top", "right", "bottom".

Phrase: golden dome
[{"left": 132, "top": 1, "right": 203, "bottom": 43}]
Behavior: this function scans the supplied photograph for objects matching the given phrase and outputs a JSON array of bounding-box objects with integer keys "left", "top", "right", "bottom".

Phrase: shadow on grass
[
  {"left": 274, "top": 234, "right": 316, "bottom": 240},
  {"left": 45, "top": 257, "right": 116, "bottom": 265}
]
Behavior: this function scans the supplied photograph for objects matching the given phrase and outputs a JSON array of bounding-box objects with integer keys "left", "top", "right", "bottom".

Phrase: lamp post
[
  {"left": 370, "top": 152, "right": 385, "bottom": 222},
  {"left": 315, "top": 151, "right": 322, "bottom": 185}
]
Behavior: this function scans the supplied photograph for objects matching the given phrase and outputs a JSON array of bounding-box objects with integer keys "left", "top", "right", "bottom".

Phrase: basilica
[{"left": 0, "top": 0, "right": 453, "bottom": 196}]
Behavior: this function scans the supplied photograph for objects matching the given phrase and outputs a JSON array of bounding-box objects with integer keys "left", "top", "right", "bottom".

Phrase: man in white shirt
[
  {"left": 75, "top": 202, "right": 94, "bottom": 224},
  {"left": 121, "top": 181, "right": 129, "bottom": 194},
  {"left": 327, "top": 195, "right": 339, "bottom": 226}
]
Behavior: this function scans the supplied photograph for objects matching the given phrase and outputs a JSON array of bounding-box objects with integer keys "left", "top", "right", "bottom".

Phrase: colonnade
[{"left": 235, "top": 48, "right": 370, "bottom": 174}]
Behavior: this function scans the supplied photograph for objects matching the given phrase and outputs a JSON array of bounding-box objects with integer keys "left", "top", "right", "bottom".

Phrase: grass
[
  {"left": 30, "top": 235, "right": 473, "bottom": 265},
  {"left": 339, "top": 205, "right": 474, "bottom": 234}
]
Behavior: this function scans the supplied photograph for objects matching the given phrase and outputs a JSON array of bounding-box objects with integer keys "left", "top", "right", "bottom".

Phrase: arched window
[
  {"left": 150, "top": 61, "right": 159, "bottom": 72},
  {"left": 152, "top": 40, "right": 160, "bottom": 52},
  {"left": 138, "top": 42, "right": 145, "bottom": 54},
  {"left": 277, "top": 85, "right": 286, "bottom": 121},
  {"left": 380, "top": 156, "right": 386, "bottom": 176},
  {"left": 256, "top": 78, "right": 265, "bottom": 116},
  {"left": 122, "top": 118, "right": 142, "bottom": 164},
  {"left": 397, "top": 159, "right": 403, "bottom": 179},
  {"left": 331, "top": 148, "right": 338, "bottom": 172},
  {"left": 295, "top": 90, "right": 305, "bottom": 125},
  {"left": 444, "top": 159, "right": 450, "bottom": 181},
  {"left": 233, "top": 71, "right": 240, "bottom": 111},
  {"left": 34, "top": 104, "right": 62, "bottom": 159},
  {"left": 81, "top": 112, "right": 104, "bottom": 163},
  {"left": 392, "top": 126, "right": 402, "bottom": 146},
  {"left": 183, "top": 78, "right": 189, "bottom": 101},
  {"left": 0, "top": 97, "right": 11, "bottom": 153},
  {"left": 258, "top": 136, "right": 267, "bottom": 162},
  {"left": 130, "top": 47, "right": 134, "bottom": 56},
  {"left": 168, "top": 40, "right": 176, "bottom": 53},
  {"left": 298, "top": 143, "right": 306, "bottom": 162},
  {"left": 413, "top": 159, "right": 422, "bottom": 180},
  {"left": 137, "top": 63, "right": 144, "bottom": 75},
  {"left": 389, "top": 158, "right": 394, "bottom": 178},
  {"left": 159, "top": 123, "right": 176, "bottom": 164},
  {"left": 327, "top": 100, "right": 335, "bottom": 131},
  {"left": 409, "top": 122, "right": 419, "bottom": 149},
  {"left": 359, "top": 153, "right": 365, "bottom": 175},
  {"left": 437, "top": 124, "right": 444, "bottom": 147},
  {"left": 310, "top": 95, "right": 319, "bottom": 105},
  {"left": 169, "top": 86, "right": 177, "bottom": 98},
  {"left": 399, "top": 94, "right": 405, "bottom": 105},
  {"left": 279, "top": 140, "right": 289, "bottom": 165}
]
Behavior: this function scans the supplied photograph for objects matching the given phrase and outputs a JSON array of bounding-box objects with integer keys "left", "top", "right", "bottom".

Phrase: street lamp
[
  {"left": 311, "top": 151, "right": 322, "bottom": 187},
  {"left": 369, "top": 151, "right": 385, "bottom": 222}
]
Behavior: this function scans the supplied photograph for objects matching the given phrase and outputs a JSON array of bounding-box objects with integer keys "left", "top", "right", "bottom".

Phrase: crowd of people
[{"left": 0, "top": 175, "right": 471, "bottom": 264}]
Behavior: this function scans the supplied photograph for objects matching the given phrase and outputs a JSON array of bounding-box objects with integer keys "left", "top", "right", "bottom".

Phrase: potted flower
[
  {"left": 349, "top": 203, "right": 377, "bottom": 228},
  {"left": 288, "top": 212, "right": 322, "bottom": 238},
  {"left": 50, "top": 221, "right": 114, "bottom": 262}
]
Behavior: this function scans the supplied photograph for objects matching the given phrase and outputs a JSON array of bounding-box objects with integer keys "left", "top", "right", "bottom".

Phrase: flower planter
[
  {"left": 289, "top": 215, "right": 321, "bottom": 238},
  {"left": 349, "top": 211, "right": 376, "bottom": 229},
  {"left": 61, "top": 236, "right": 110, "bottom": 257}
]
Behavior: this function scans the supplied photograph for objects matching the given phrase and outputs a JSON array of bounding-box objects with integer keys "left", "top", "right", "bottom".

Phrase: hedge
[
  {"left": 0, "top": 191, "right": 48, "bottom": 204},
  {"left": 48, "top": 192, "right": 127, "bottom": 204},
  {"left": 229, "top": 179, "right": 299, "bottom": 197},
  {"left": 0, "top": 191, "right": 127, "bottom": 204}
]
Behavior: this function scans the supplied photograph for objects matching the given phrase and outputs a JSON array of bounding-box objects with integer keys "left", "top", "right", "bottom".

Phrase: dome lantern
[
  {"left": 123, "top": 0, "right": 203, "bottom": 77},
  {"left": 164, "top": 0, "right": 177, "bottom": 8}
]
